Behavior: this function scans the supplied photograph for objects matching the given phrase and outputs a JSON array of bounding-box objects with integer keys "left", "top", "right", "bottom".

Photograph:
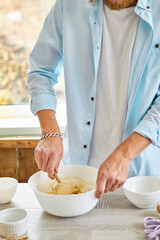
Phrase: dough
[
  {"left": 38, "top": 177, "right": 95, "bottom": 195},
  {"left": 53, "top": 182, "right": 82, "bottom": 195}
]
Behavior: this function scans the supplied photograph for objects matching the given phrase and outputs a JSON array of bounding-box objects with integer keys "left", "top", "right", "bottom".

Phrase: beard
[{"left": 103, "top": 0, "right": 138, "bottom": 10}]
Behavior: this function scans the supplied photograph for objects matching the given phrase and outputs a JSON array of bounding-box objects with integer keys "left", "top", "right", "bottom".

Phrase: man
[{"left": 27, "top": 0, "right": 160, "bottom": 199}]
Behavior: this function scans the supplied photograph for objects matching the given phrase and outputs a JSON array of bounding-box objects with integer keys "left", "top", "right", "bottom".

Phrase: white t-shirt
[{"left": 88, "top": 4, "right": 139, "bottom": 168}]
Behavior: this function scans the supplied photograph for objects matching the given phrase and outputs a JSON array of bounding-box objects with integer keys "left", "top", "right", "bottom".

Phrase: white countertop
[{"left": 0, "top": 184, "right": 157, "bottom": 240}]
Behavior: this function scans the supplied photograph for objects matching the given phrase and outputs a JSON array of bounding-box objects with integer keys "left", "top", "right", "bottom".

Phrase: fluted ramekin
[{"left": 0, "top": 208, "right": 28, "bottom": 237}]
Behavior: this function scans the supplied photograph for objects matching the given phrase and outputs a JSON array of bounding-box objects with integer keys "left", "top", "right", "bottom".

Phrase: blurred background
[
  {"left": 0, "top": 0, "right": 66, "bottom": 137},
  {"left": 0, "top": 0, "right": 65, "bottom": 106}
]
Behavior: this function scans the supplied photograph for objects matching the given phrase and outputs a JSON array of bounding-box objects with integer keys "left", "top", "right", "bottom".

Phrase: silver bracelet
[{"left": 41, "top": 133, "right": 63, "bottom": 140}]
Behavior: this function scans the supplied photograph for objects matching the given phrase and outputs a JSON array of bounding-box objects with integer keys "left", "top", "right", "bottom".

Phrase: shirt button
[
  {"left": 91, "top": 97, "right": 94, "bottom": 101},
  {"left": 83, "top": 145, "right": 87, "bottom": 148},
  {"left": 94, "top": 22, "right": 96, "bottom": 24},
  {"left": 155, "top": 44, "right": 159, "bottom": 48},
  {"left": 87, "top": 121, "right": 91, "bottom": 125},
  {"left": 146, "top": 6, "right": 150, "bottom": 9},
  {"left": 97, "top": 47, "right": 99, "bottom": 49}
]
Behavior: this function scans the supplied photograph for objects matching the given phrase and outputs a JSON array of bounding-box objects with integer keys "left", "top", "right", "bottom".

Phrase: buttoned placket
[{"left": 81, "top": 0, "right": 103, "bottom": 162}]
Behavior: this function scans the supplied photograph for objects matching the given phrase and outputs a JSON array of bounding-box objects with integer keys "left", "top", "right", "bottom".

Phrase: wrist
[
  {"left": 41, "top": 133, "right": 63, "bottom": 141},
  {"left": 37, "top": 110, "right": 61, "bottom": 136},
  {"left": 115, "top": 142, "right": 134, "bottom": 163},
  {"left": 42, "top": 128, "right": 61, "bottom": 136},
  {"left": 115, "top": 132, "right": 151, "bottom": 162}
]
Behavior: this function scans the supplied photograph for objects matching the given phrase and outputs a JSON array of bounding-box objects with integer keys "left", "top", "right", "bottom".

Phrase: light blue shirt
[{"left": 27, "top": 0, "right": 160, "bottom": 177}]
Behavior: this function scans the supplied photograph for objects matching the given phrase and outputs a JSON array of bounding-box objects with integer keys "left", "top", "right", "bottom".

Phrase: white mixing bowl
[
  {"left": 28, "top": 165, "right": 99, "bottom": 217},
  {"left": 0, "top": 178, "right": 18, "bottom": 204},
  {"left": 123, "top": 176, "right": 160, "bottom": 208}
]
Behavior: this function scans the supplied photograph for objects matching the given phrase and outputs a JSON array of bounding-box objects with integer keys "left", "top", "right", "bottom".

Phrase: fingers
[
  {"left": 96, "top": 170, "right": 100, "bottom": 186},
  {"left": 41, "top": 148, "right": 50, "bottom": 172},
  {"left": 34, "top": 140, "right": 63, "bottom": 180},
  {"left": 96, "top": 170, "right": 125, "bottom": 198},
  {"left": 104, "top": 176, "right": 115, "bottom": 193},
  {"left": 54, "top": 152, "right": 63, "bottom": 173},
  {"left": 35, "top": 146, "right": 54, "bottom": 174},
  {"left": 34, "top": 149, "right": 43, "bottom": 170},
  {"left": 108, "top": 177, "right": 121, "bottom": 192},
  {"left": 47, "top": 151, "right": 57, "bottom": 179},
  {"left": 47, "top": 151, "right": 63, "bottom": 179},
  {"left": 96, "top": 171, "right": 107, "bottom": 199},
  {"left": 118, "top": 179, "right": 126, "bottom": 189},
  {"left": 54, "top": 161, "right": 60, "bottom": 173}
]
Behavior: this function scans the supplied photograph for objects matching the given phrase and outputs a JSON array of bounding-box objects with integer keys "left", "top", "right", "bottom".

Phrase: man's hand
[
  {"left": 96, "top": 132, "right": 151, "bottom": 199},
  {"left": 35, "top": 109, "right": 63, "bottom": 179},
  {"left": 96, "top": 150, "right": 130, "bottom": 199},
  {"left": 34, "top": 137, "right": 63, "bottom": 179}
]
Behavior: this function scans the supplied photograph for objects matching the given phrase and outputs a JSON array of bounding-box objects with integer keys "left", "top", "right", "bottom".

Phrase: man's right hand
[{"left": 34, "top": 136, "right": 63, "bottom": 179}]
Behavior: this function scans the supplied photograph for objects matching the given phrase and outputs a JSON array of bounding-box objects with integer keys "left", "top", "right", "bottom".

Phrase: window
[{"left": 0, "top": 0, "right": 66, "bottom": 136}]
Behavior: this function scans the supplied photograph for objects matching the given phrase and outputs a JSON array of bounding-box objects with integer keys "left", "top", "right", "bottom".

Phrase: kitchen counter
[{"left": 0, "top": 183, "right": 157, "bottom": 240}]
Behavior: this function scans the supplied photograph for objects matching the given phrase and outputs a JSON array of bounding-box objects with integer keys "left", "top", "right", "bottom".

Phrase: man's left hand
[
  {"left": 96, "top": 150, "right": 130, "bottom": 198},
  {"left": 95, "top": 132, "right": 151, "bottom": 199}
]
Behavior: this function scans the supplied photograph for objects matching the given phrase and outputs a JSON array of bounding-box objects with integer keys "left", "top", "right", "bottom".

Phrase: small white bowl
[
  {"left": 0, "top": 208, "right": 28, "bottom": 237},
  {"left": 123, "top": 176, "right": 160, "bottom": 208},
  {"left": 0, "top": 178, "right": 18, "bottom": 204},
  {"left": 29, "top": 165, "right": 99, "bottom": 217}
]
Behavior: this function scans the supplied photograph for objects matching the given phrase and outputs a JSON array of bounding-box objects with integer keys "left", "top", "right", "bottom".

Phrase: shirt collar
[
  {"left": 136, "top": 0, "right": 151, "bottom": 10},
  {"left": 88, "top": 0, "right": 151, "bottom": 10},
  {"left": 88, "top": 0, "right": 153, "bottom": 27},
  {"left": 135, "top": 0, "right": 153, "bottom": 28},
  {"left": 88, "top": 0, "right": 97, "bottom": 5}
]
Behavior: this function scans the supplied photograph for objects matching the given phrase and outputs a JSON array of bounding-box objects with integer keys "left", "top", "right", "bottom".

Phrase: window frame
[{"left": 0, "top": 104, "right": 65, "bottom": 137}]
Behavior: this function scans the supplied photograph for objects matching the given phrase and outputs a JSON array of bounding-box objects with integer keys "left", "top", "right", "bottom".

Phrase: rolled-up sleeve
[
  {"left": 27, "top": 0, "right": 63, "bottom": 115},
  {"left": 134, "top": 87, "right": 160, "bottom": 147}
]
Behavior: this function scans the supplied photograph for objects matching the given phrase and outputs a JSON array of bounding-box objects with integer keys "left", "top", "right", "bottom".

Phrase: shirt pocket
[{"left": 143, "top": 42, "right": 160, "bottom": 80}]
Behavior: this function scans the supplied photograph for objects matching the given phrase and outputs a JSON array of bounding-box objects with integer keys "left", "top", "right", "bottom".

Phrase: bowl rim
[
  {"left": 0, "top": 208, "right": 28, "bottom": 225},
  {"left": 123, "top": 176, "right": 160, "bottom": 195},
  {"left": 28, "top": 165, "right": 98, "bottom": 198},
  {"left": 0, "top": 177, "right": 18, "bottom": 191}
]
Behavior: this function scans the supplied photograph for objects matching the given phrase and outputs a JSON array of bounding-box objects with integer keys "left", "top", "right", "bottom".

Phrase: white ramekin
[
  {"left": 0, "top": 177, "right": 18, "bottom": 204},
  {"left": 0, "top": 208, "right": 28, "bottom": 237}
]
